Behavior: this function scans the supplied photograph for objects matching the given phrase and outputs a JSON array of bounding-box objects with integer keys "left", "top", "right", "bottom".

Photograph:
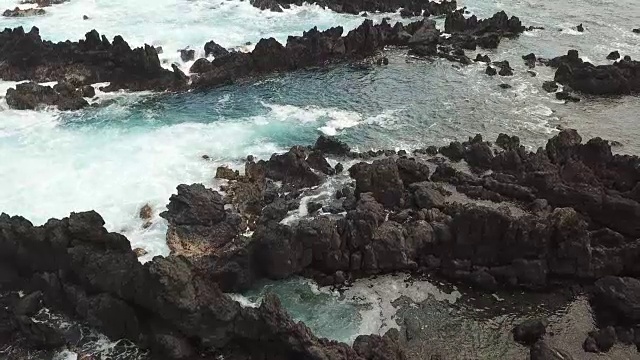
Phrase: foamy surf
[{"left": 232, "top": 274, "right": 461, "bottom": 344}]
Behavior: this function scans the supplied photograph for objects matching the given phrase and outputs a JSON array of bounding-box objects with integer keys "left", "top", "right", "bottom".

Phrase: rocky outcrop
[
  {"left": 20, "top": 0, "right": 68, "bottom": 7},
  {"left": 191, "top": 20, "right": 385, "bottom": 87},
  {"left": 204, "top": 40, "right": 229, "bottom": 58},
  {"left": 314, "top": 135, "right": 351, "bottom": 155},
  {"left": 160, "top": 184, "right": 250, "bottom": 292},
  {"left": 3, "top": 7, "right": 45, "bottom": 17},
  {"left": 442, "top": 10, "right": 525, "bottom": 49},
  {"left": 227, "top": 130, "right": 640, "bottom": 293},
  {"left": 192, "top": 11, "right": 525, "bottom": 89},
  {"left": 0, "top": 27, "right": 187, "bottom": 92},
  {"left": 252, "top": 0, "right": 456, "bottom": 16},
  {"left": 0, "top": 211, "right": 405, "bottom": 360},
  {"left": 6, "top": 81, "right": 93, "bottom": 110},
  {"left": 547, "top": 50, "right": 640, "bottom": 95}
]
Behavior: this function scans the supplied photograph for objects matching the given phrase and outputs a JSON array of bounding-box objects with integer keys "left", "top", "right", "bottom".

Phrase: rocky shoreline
[
  {"left": 2, "top": 129, "right": 640, "bottom": 359},
  {"left": 1, "top": 8, "right": 527, "bottom": 110}
]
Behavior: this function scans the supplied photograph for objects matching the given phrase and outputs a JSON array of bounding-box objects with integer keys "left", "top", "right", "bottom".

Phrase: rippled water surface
[{"left": 1, "top": 0, "right": 639, "bottom": 357}]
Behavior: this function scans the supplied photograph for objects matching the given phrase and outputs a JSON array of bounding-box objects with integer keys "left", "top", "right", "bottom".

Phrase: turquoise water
[{"left": 1, "top": 0, "right": 640, "bottom": 356}]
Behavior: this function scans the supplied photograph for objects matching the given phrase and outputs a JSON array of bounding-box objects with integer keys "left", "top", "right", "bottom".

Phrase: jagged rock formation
[
  {"left": 545, "top": 50, "right": 640, "bottom": 95},
  {"left": 0, "top": 27, "right": 188, "bottom": 92}
]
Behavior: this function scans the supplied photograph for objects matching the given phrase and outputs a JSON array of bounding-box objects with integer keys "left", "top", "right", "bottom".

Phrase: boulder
[
  {"left": 204, "top": 40, "right": 229, "bottom": 58},
  {"left": 409, "top": 182, "right": 445, "bottom": 209},
  {"left": 179, "top": 49, "right": 195, "bottom": 62},
  {"left": 592, "top": 276, "right": 640, "bottom": 323},
  {"left": 349, "top": 158, "right": 404, "bottom": 208},
  {"left": 314, "top": 135, "right": 351, "bottom": 155},
  {"left": 607, "top": 51, "right": 620, "bottom": 61},
  {"left": 512, "top": 319, "right": 547, "bottom": 345}
]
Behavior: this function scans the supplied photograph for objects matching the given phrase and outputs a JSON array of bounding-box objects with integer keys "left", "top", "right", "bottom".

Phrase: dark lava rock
[
  {"left": 485, "top": 66, "right": 497, "bottom": 76},
  {"left": 440, "top": 141, "right": 465, "bottom": 161},
  {"left": 83, "top": 15, "right": 88, "bottom": 20},
  {"left": 6, "top": 81, "right": 89, "bottom": 110},
  {"left": 634, "top": 28, "right": 640, "bottom": 34},
  {"left": 204, "top": 40, "right": 229, "bottom": 58},
  {"left": 190, "top": 58, "right": 213, "bottom": 74},
  {"left": 576, "top": 23, "right": 584, "bottom": 32},
  {"left": 349, "top": 158, "right": 404, "bottom": 208},
  {"left": 0, "top": 27, "right": 187, "bottom": 92},
  {"left": 251, "top": 0, "right": 283, "bottom": 11},
  {"left": 607, "top": 51, "right": 620, "bottom": 60},
  {"left": 542, "top": 81, "right": 558, "bottom": 93},
  {"left": 307, "top": 150, "right": 335, "bottom": 175},
  {"left": 496, "top": 61, "right": 514, "bottom": 76},
  {"left": 475, "top": 54, "right": 491, "bottom": 62},
  {"left": 552, "top": 49, "right": 640, "bottom": 95},
  {"left": 556, "top": 90, "right": 580, "bottom": 102},
  {"left": 593, "top": 276, "right": 640, "bottom": 323},
  {"left": 584, "top": 327, "right": 616, "bottom": 352},
  {"left": 307, "top": 201, "right": 323, "bottom": 213},
  {"left": 499, "top": 83, "right": 512, "bottom": 89},
  {"left": 314, "top": 135, "right": 351, "bottom": 155},
  {"left": 513, "top": 319, "right": 547, "bottom": 345},
  {"left": 495, "top": 133, "right": 520, "bottom": 151},
  {"left": 180, "top": 49, "right": 195, "bottom": 62},
  {"left": 522, "top": 53, "right": 536, "bottom": 68},
  {"left": 3, "top": 8, "right": 46, "bottom": 17}
]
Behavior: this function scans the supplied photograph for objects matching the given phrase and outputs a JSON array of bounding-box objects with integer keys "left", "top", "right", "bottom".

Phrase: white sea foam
[
  {"left": 342, "top": 274, "right": 461, "bottom": 339},
  {"left": 0, "top": 99, "right": 283, "bottom": 261},
  {"left": 261, "top": 102, "right": 364, "bottom": 135}
]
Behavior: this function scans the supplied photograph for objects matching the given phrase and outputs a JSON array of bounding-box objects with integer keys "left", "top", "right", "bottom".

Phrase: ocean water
[{"left": 1, "top": 0, "right": 640, "bottom": 357}]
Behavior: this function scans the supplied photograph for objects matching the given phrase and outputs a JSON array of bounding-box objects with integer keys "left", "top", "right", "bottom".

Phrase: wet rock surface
[
  {"left": 6, "top": 81, "right": 92, "bottom": 110},
  {"left": 0, "top": 27, "right": 187, "bottom": 92},
  {"left": 547, "top": 50, "right": 640, "bottom": 95}
]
